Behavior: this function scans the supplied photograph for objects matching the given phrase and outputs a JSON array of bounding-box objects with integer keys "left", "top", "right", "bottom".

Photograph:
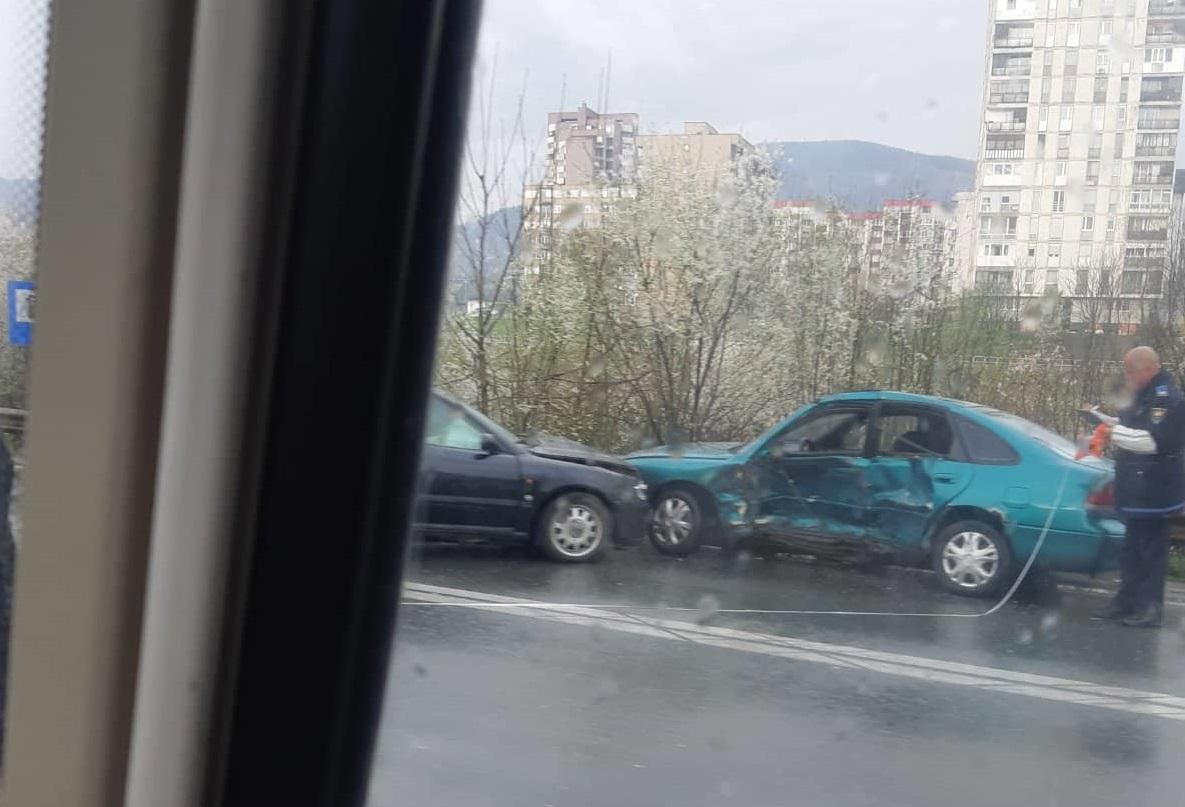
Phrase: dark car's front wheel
[
  {"left": 649, "top": 489, "right": 703, "bottom": 557},
  {"left": 932, "top": 520, "right": 1013, "bottom": 598},
  {"left": 538, "top": 492, "right": 611, "bottom": 562}
]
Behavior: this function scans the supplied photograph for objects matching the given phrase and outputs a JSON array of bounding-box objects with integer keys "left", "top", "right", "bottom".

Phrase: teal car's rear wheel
[
  {"left": 649, "top": 489, "right": 702, "bottom": 557},
  {"left": 932, "top": 520, "right": 1013, "bottom": 598}
]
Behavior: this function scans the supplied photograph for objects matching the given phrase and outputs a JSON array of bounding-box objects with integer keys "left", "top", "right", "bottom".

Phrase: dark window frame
[{"left": 870, "top": 403, "right": 963, "bottom": 460}]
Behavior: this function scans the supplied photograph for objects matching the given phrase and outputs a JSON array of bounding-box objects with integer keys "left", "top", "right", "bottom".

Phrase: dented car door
[
  {"left": 747, "top": 404, "right": 875, "bottom": 552},
  {"left": 865, "top": 404, "right": 973, "bottom": 556}
]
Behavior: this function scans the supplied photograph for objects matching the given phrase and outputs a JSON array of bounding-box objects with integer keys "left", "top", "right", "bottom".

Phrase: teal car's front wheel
[
  {"left": 932, "top": 520, "right": 1014, "bottom": 598},
  {"left": 649, "top": 489, "right": 703, "bottom": 557}
]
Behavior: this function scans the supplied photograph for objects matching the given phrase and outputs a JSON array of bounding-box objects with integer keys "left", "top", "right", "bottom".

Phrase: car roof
[{"left": 817, "top": 390, "right": 980, "bottom": 412}]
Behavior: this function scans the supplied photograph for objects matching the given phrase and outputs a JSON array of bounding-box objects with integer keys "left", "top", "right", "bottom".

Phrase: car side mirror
[{"left": 479, "top": 433, "right": 501, "bottom": 455}]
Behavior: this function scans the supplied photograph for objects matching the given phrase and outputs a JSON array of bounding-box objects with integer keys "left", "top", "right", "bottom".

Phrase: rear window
[
  {"left": 973, "top": 410, "right": 1080, "bottom": 460},
  {"left": 954, "top": 417, "right": 1020, "bottom": 465}
]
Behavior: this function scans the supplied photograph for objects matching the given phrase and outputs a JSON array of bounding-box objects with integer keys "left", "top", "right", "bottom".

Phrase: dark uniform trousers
[{"left": 1116, "top": 517, "right": 1170, "bottom": 613}]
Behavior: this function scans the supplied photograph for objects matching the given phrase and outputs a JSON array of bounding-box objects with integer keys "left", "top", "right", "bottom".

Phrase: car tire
[
  {"left": 537, "top": 492, "right": 610, "bottom": 563},
  {"left": 649, "top": 488, "right": 703, "bottom": 557},
  {"left": 931, "top": 519, "right": 1013, "bottom": 598}
]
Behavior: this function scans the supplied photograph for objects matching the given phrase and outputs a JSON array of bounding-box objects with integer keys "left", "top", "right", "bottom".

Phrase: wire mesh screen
[{"left": 0, "top": 0, "right": 49, "bottom": 411}]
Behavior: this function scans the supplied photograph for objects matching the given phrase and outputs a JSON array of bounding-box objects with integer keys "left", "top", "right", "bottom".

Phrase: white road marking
[{"left": 402, "top": 581, "right": 1185, "bottom": 722}]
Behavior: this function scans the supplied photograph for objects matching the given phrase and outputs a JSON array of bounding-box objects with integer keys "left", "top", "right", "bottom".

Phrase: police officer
[{"left": 1092, "top": 346, "right": 1185, "bottom": 628}]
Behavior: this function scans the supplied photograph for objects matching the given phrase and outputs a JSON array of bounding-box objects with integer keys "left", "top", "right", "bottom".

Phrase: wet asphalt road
[{"left": 367, "top": 544, "right": 1185, "bottom": 807}]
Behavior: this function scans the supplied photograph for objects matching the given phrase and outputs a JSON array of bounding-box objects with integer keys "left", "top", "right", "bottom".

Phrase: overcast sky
[
  {"left": 0, "top": 0, "right": 47, "bottom": 180},
  {"left": 475, "top": 0, "right": 990, "bottom": 160}
]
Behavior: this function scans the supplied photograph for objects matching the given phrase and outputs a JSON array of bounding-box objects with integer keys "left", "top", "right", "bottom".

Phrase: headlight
[{"left": 633, "top": 479, "right": 649, "bottom": 501}]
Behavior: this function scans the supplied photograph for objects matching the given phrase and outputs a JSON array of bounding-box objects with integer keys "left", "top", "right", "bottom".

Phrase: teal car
[{"left": 627, "top": 391, "right": 1123, "bottom": 597}]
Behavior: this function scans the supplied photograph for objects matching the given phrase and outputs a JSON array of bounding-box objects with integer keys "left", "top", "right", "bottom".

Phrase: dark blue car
[{"left": 414, "top": 392, "right": 649, "bottom": 561}]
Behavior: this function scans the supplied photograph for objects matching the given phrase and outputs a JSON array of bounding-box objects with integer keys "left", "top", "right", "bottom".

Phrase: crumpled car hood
[
  {"left": 626, "top": 442, "right": 743, "bottom": 461},
  {"left": 526, "top": 435, "right": 637, "bottom": 476}
]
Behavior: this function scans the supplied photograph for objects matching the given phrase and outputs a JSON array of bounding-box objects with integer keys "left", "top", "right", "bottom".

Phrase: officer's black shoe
[
  {"left": 1090, "top": 601, "right": 1128, "bottom": 621},
  {"left": 1121, "top": 605, "right": 1163, "bottom": 628}
]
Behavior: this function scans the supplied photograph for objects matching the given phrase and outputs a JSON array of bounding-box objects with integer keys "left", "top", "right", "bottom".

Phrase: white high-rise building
[{"left": 972, "top": 0, "right": 1183, "bottom": 330}]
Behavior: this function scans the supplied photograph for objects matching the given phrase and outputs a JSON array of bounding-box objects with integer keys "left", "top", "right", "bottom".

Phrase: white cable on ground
[{"left": 404, "top": 467, "right": 1073, "bottom": 620}]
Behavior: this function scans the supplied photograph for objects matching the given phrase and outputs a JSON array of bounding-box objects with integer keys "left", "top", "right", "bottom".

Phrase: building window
[
  {"left": 1097, "top": 52, "right": 1110, "bottom": 74},
  {"left": 1092, "top": 105, "right": 1105, "bottom": 130},
  {"left": 1119, "top": 77, "right": 1129, "bottom": 102},
  {"left": 1062, "top": 77, "right": 1077, "bottom": 104},
  {"left": 1059, "top": 106, "right": 1074, "bottom": 129},
  {"left": 1101, "top": 20, "right": 1113, "bottom": 45},
  {"left": 1048, "top": 244, "right": 1061, "bottom": 266},
  {"left": 1147, "top": 47, "right": 1173, "bottom": 65},
  {"left": 1068, "top": 22, "right": 1081, "bottom": 47},
  {"left": 1114, "top": 131, "right": 1125, "bottom": 156},
  {"left": 1076, "top": 270, "right": 1090, "bottom": 295},
  {"left": 1094, "top": 75, "right": 1109, "bottom": 102},
  {"left": 1087, "top": 161, "right": 1100, "bottom": 185},
  {"left": 1038, "top": 105, "right": 1049, "bottom": 130},
  {"left": 1082, "top": 215, "right": 1094, "bottom": 231},
  {"left": 981, "top": 196, "right": 991, "bottom": 212},
  {"left": 1056, "top": 161, "right": 1068, "bottom": 179}
]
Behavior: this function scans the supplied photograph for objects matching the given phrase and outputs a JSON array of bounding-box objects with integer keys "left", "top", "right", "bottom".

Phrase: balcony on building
[
  {"left": 1135, "top": 133, "right": 1178, "bottom": 158},
  {"left": 1140, "top": 75, "right": 1183, "bottom": 103},
  {"left": 989, "top": 79, "right": 1030, "bottom": 105},
  {"left": 1120, "top": 270, "right": 1165, "bottom": 296},
  {"left": 993, "top": 21, "right": 1034, "bottom": 49},
  {"left": 991, "top": 52, "right": 1032, "bottom": 78},
  {"left": 1138, "top": 105, "right": 1180, "bottom": 130},
  {"left": 984, "top": 134, "right": 1025, "bottom": 160},
  {"left": 1133, "top": 161, "right": 1175, "bottom": 185},
  {"left": 1147, "top": 18, "right": 1185, "bottom": 44},
  {"left": 1127, "top": 216, "right": 1170, "bottom": 241},
  {"left": 1124, "top": 254, "right": 1167, "bottom": 270},
  {"left": 1150, "top": 0, "right": 1185, "bottom": 17},
  {"left": 975, "top": 269, "right": 1015, "bottom": 292},
  {"left": 986, "top": 108, "right": 1027, "bottom": 133}
]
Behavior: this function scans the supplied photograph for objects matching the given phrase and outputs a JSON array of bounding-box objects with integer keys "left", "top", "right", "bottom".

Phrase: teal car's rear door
[
  {"left": 865, "top": 404, "right": 973, "bottom": 554},
  {"left": 749, "top": 403, "right": 874, "bottom": 549}
]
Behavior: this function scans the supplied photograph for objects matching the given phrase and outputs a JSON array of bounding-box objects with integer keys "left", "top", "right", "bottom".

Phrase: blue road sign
[{"left": 7, "top": 280, "right": 34, "bottom": 347}]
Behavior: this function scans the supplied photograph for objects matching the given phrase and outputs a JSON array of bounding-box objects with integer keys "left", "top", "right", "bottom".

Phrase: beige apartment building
[
  {"left": 971, "top": 0, "right": 1183, "bottom": 329},
  {"left": 522, "top": 110, "right": 752, "bottom": 271},
  {"left": 635, "top": 122, "right": 754, "bottom": 187}
]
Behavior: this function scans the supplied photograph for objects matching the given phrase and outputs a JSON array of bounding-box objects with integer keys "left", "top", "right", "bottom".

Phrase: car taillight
[{"left": 1086, "top": 481, "right": 1114, "bottom": 509}]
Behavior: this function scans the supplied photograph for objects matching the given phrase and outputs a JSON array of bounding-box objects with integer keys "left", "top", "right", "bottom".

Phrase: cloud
[{"left": 472, "top": 0, "right": 987, "bottom": 159}]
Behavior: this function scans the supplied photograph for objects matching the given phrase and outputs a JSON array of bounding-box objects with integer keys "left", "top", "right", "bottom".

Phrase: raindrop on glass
[{"left": 696, "top": 593, "right": 721, "bottom": 624}]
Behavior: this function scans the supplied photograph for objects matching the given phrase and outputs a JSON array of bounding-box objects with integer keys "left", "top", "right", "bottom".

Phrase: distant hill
[
  {"left": 448, "top": 205, "right": 522, "bottom": 306},
  {"left": 763, "top": 140, "right": 975, "bottom": 211}
]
